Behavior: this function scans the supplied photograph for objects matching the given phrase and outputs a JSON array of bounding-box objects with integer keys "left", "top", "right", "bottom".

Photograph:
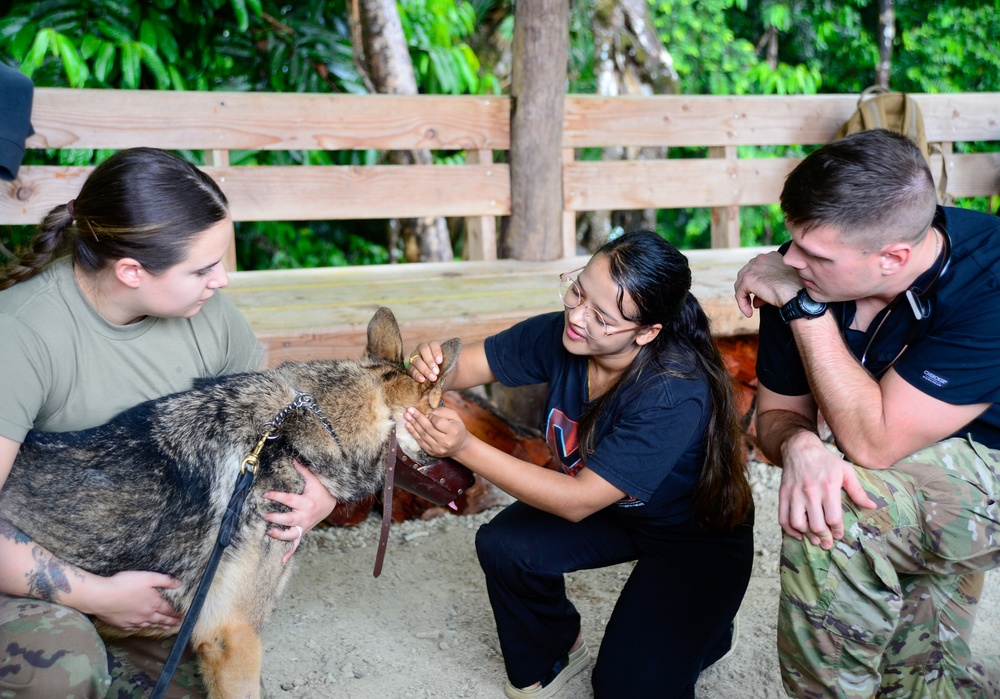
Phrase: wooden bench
[
  {"left": 4, "top": 89, "right": 998, "bottom": 362},
  {"left": 225, "top": 247, "right": 765, "bottom": 364}
]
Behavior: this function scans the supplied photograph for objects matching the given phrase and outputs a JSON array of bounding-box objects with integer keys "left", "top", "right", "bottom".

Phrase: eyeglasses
[
  {"left": 860, "top": 229, "right": 951, "bottom": 378},
  {"left": 558, "top": 267, "right": 645, "bottom": 339}
]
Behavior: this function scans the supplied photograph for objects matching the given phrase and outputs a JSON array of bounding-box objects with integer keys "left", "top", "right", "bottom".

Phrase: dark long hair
[
  {"left": 0, "top": 148, "right": 229, "bottom": 290},
  {"left": 577, "top": 230, "right": 751, "bottom": 530}
]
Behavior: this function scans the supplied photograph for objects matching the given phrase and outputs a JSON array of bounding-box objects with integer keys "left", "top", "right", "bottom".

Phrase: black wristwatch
[{"left": 779, "top": 288, "right": 828, "bottom": 323}]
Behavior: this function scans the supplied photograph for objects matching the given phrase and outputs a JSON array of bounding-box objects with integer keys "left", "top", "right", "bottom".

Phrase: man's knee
[{"left": 777, "top": 530, "right": 901, "bottom": 699}]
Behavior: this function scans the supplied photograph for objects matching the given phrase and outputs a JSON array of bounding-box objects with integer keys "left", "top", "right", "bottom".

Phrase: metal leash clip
[{"left": 240, "top": 429, "right": 273, "bottom": 475}]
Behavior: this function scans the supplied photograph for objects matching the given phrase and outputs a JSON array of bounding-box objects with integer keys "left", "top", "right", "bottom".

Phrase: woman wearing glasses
[{"left": 405, "top": 229, "right": 754, "bottom": 699}]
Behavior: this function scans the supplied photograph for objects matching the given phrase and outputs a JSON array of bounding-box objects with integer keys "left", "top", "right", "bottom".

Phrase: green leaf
[
  {"left": 168, "top": 65, "right": 187, "bottom": 90},
  {"left": 153, "top": 19, "right": 180, "bottom": 63},
  {"left": 22, "top": 28, "right": 53, "bottom": 77},
  {"left": 455, "top": 46, "right": 478, "bottom": 92},
  {"left": 140, "top": 19, "right": 158, "bottom": 51},
  {"left": 55, "top": 33, "right": 89, "bottom": 87},
  {"left": 93, "top": 43, "right": 116, "bottom": 82},
  {"left": 96, "top": 18, "right": 135, "bottom": 44},
  {"left": 229, "top": 0, "right": 249, "bottom": 32},
  {"left": 121, "top": 42, "right": 140, "bottom": 88},
  {"left": 427, "top": 47, "right": 457, "bottom": 94},
  {"left": 8, "top": 20, "right": 36, "bottom": 61},
  {"left": 139, "top": 44, "right": 171, "bottom": 89},
  {"left": 81, "top": 34, "right": 102, "bottom": 60}
]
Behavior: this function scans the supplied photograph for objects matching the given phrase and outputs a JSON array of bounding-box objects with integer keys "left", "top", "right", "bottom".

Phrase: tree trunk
[
  {"left": 505, "top": 0, "right": 569, "bottom": 261},
  {"left": 579, "top": 0, "right": 680, "bottom": 252},
  {"left": 875, "top": 0, "right": 895, "bottom": 89},
  {"left": 351, "top": 0, "right": 454, "bottom": 262}
]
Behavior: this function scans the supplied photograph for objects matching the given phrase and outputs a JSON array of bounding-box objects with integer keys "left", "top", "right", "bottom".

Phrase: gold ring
[{"left": 409, "top": 354, "right": 420, "bottom": 365}]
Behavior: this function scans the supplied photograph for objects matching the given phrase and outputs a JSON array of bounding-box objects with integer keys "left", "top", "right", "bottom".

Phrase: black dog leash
[
  {"left": 150, "top": 431, "right": 266, "bottom": 699},
  {"left": 150, "top": 391, "right": 341, "bottom": 699}
]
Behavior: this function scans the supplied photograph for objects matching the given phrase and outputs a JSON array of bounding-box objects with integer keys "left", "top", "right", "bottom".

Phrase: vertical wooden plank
[
  {"left": 561, "top": 147, "right": 577, "bottom": 257},
  {"left": 463, "top": 149, "right": 497, "bottom": 260},
  {"left": 709, "top": 145, "right": 741, "bottom": 248},
  {"left": 204, "top": 149, "right": 237, "bottom": 271},
  {"left": 507, "top": 0, "right": 569, "bottom": 260}
]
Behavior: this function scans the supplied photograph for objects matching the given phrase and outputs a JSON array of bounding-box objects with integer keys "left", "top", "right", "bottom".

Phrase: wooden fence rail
[
  {"left": 8, "top": 90, "right": 1000, "bottom": 253},
  {"left": 2, "top": 89, "right": 998, "bottom": 362}
]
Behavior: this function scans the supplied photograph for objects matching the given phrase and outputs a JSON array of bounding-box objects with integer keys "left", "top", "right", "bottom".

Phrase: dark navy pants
[{"left": 475, "top": 501, "right": 754, "bottom": 698}]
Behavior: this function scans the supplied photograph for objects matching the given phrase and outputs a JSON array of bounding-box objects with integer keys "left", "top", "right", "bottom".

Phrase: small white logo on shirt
[{"left": 922, "top": 370, "right": 948, "bottom": 387}]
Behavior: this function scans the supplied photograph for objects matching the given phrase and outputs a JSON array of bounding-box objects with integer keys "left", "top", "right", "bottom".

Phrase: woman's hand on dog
[
  {"left": 85, "top": 570, "right": 183, "bottom": 632},
  {"left": 407, "top": 342, "right": 444, "bottom": 383},
  {"left": 264, "top": 460, "right": 338, "bottom": 564},
  {"left": 404, "top": 406, "right": 471, "bottom": 459}
]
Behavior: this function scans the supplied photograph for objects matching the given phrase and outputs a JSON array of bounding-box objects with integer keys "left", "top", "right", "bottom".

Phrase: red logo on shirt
[{"left": 546, "top": 409, "right": 583, "bottom": 476}]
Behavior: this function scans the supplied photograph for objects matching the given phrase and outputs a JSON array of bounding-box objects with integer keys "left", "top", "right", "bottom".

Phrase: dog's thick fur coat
[{"left": 0, "top": 307, "right": 460, "bottom": 698}]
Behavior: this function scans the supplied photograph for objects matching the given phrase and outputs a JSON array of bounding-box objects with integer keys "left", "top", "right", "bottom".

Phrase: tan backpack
[{"left": 835, "top": 86, "right": 951, "bottom": 204}]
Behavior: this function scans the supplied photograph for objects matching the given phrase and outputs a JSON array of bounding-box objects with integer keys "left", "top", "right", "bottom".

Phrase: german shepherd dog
[{"left": 0, "top": 307, "right": 460, "bottom": 699}]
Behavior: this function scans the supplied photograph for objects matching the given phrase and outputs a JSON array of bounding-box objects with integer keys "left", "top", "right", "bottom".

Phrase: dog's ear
[
  {"left": 364, "top": 307, "right": 404, "bottom": 364},
  {"left": 426, "top": 338, "right": 462, "bottom": 408}
]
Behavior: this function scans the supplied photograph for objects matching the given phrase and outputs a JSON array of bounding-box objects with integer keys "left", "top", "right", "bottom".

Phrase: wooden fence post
[
  {"left": 709, "top": 144, "right": 741, "bottom": 248},
  {"left": 506, "top": 0, "right": 569, "bottom": 261},
  {"left": 204, "top": 149, "right": 238, "bottom": 272},
  {"left": 463, "top": 149, "right": 498, "bottom": 260}
]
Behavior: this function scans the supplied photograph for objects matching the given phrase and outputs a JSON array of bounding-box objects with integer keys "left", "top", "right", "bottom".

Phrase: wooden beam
[
  {"left": 562, "top": 93, "right": 1000, "bottom": 147},
  {"left": 564, "top": 157, "right": 799, "bottom": 211},
  {"left": 1, "top": 163, "right": 512, "bottom": 226},
  {"left": 563, "top": 152, "right": 997, "bottom": 213},
  {"left": 24, "top": 89, "right": 511, "bottom": 151}
]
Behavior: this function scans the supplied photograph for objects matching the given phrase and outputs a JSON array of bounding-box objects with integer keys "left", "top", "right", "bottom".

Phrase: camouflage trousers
[
  {"left": 778, "top": 436, "right": 1000, "bottom": 699},
  {"left": 0, "top": 594, "right": 206, "bottom": 699}
]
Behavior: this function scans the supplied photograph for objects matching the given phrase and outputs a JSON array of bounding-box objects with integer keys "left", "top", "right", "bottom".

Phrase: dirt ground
[{"left": 260, "top": 460, "right": 1000, "bottom": 698}]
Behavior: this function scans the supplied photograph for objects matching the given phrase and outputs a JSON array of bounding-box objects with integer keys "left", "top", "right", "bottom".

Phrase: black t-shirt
[
  {"left": 484, "top": 311, "right": 712, "bottom": 525},
  {"left": 757, "top": 206, "right": 1000, "bottom": 448}
]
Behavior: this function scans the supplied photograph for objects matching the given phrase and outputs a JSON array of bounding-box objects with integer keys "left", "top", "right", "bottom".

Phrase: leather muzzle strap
[{"left": 372, "top": 427, "right": 398, "bottom": 577}]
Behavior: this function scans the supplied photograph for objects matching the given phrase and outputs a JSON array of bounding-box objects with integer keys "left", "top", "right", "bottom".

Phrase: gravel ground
[{"left": 260, "top": 461, "right": 1000, "bottom": 698}]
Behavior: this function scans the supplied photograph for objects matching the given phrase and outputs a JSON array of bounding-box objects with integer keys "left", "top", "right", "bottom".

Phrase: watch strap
[{"left": 778, "top": 294, "right": 805, "bottom": 323}]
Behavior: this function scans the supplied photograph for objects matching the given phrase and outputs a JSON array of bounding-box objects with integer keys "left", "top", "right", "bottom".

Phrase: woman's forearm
[{"left": 0, "top": 522, "right": 94, "bottom": 609}]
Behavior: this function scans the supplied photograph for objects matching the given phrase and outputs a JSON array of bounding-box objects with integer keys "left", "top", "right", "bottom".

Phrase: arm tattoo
[
  {"left": 26, "top": 546, "right": 80, "bottom": 602},
  {"left": 0, "top": 518, "right": 31, "bottom": 544},
  {"left": 1, "top": 518, "right": 83, "bottom": 602}
]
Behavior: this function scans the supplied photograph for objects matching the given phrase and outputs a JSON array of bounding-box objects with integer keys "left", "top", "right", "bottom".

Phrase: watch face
[{"left": 800, "top": 294, "right": 826, "bottom": 314}]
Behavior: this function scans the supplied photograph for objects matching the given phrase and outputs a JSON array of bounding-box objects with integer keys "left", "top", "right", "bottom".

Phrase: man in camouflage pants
[{"left": 734, "top": 129, "right": 1000, "bottom": 698}]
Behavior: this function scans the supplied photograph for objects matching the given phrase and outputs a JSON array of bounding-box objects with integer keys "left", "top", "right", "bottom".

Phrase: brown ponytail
[{"left": 0, "top": 204, "right": 75, "bottom": 290}]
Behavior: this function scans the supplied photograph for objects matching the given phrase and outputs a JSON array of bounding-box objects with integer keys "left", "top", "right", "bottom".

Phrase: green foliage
[
  {"left": 235, "top": 221, "right": 389, "bottom": 270},
  {"left": 645, "top": 0, "right": 821, "bottom": 96},
  {"left": 2, "top": 0, "right": 998, "bottom": 264},
  {"left": 568, "top": 1, "right": 597, "bottom": 92},
  {"left": 0, "top": 0, "right": 384, "bottom": 268},
  {"left": 643, "top": 0, "right": 1000, "bottom": 248},
  {"left": 723, "top": 0, "right": 1000, "bottom": 94},
  {"left": 897, "top": 4, "right": 1000, "bottom": 93},
  {"left": 401, "top": 0, "right": 501, "bottom": 94}
]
